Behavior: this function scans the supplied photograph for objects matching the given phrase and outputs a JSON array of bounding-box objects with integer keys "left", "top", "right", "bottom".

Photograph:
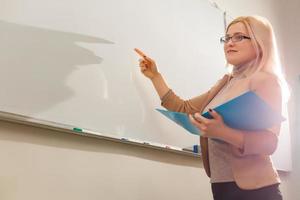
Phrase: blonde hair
[{"left": 227, "top": 16, "right": 290, "bottom": 99}]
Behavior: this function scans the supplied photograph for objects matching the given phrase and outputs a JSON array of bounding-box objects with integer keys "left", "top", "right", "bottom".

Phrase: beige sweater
[{"left": 161, "top": 71, "right": 282, "bottom": 189}]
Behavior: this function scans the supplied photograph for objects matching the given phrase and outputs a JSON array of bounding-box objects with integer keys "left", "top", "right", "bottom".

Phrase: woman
[{"left": 135, "top": 16, "right": 286, "bottom": 200}]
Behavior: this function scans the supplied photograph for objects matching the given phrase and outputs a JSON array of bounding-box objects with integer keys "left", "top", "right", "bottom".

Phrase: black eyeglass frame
[{"left": 220, "top": 35, "right": 251, "bottom": 44}]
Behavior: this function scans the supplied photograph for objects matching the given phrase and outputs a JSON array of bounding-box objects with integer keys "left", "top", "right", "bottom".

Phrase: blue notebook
[{"left": 156, "top": 91, "right": 285, "bottom": 135}]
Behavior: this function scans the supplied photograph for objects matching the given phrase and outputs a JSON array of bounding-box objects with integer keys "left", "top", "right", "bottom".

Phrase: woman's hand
[
  {"left": 189, "top": 109, "right": 227, "bottom": 140},
  {"left": 190, "top": 109, "right": 245, "bottom": 149},
  {"left": 134, "top": 48, "right": 160, "bottom": 80}
]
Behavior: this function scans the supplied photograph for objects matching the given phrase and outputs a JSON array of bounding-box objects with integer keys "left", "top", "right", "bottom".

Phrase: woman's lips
[{"left": 227, "top": 49, "right": 238, "bottom": 53}]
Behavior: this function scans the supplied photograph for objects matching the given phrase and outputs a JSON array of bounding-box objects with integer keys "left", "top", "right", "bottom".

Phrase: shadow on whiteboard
[
  {"left": 0, "top": 20, "right": 112, "bottom": 114},
  {"left": 0, "top": 20, "right": 175, "bottom": 147}
]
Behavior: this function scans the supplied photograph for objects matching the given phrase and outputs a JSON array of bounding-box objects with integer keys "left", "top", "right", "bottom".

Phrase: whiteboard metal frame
[{"left": 0, "top": 110, "right": 201, "bottom": 157}]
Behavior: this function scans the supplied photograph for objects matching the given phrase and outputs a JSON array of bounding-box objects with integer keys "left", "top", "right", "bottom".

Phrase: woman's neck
[{"left": 232, "top": 60, "right": 255, "bottom": 77}]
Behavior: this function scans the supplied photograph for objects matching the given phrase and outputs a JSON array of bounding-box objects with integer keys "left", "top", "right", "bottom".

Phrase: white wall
[
  {"left": 272, "top": 0, "right": 300, "bottom": 199},
  {"left": 0, "top": 0, "right": 299, "bottom": 199},
  {"left": 0, "top": 120, "right": 212, "bottom": 200}
]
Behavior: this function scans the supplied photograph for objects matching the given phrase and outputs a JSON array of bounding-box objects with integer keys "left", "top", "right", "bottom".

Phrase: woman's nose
[{"left": 225, "top": 41, "right": 235, "bottom": 49}]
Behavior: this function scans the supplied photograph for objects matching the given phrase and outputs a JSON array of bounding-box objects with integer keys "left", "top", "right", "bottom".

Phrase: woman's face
[{"left": 224, "top": 22, "right": 257, "bottom": 67}]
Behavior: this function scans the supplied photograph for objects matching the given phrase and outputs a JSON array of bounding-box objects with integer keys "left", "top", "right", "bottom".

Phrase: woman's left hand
[{"left": 189, "top": 109, "right": 228, "bottom": 139}]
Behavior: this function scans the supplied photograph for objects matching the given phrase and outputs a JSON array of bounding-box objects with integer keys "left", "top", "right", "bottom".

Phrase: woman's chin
[{"left": 227, "top": 60, "right": 241, "bottom": 66}]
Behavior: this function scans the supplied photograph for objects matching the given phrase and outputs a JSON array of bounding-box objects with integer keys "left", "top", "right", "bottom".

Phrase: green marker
[{"left": 73, "top": 127, "right": 83, "bottom": 132}]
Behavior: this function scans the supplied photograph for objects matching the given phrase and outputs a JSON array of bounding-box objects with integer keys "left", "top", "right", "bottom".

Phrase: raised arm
[
  {"left": 134, "top": 48, "right": 170, "bottom": 99},
  {"left": 134, "top": 48, "right": 228, "bottom": 114}
]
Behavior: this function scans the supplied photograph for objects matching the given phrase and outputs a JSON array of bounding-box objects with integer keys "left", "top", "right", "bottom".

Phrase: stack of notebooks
[{"left": 156, "top": 91, "right": 285, "bottom": 135}]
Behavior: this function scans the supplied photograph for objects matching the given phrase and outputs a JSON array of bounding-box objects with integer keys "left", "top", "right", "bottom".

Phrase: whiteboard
[
  {"left": 0, "top": 0, "right": 292, "bottom": 171},
  {"left": 0, "top": 0, "right": 226, "bottom": 149}
]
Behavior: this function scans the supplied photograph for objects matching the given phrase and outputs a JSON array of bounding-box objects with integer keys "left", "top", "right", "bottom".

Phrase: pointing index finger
[{"left": 134, "top": 48, "right": 147, "bottom": 58}]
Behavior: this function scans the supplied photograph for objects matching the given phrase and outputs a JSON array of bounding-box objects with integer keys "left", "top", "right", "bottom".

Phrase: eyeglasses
[{"left": 220, "top": 34, "right": 251, "bottom": 44}]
